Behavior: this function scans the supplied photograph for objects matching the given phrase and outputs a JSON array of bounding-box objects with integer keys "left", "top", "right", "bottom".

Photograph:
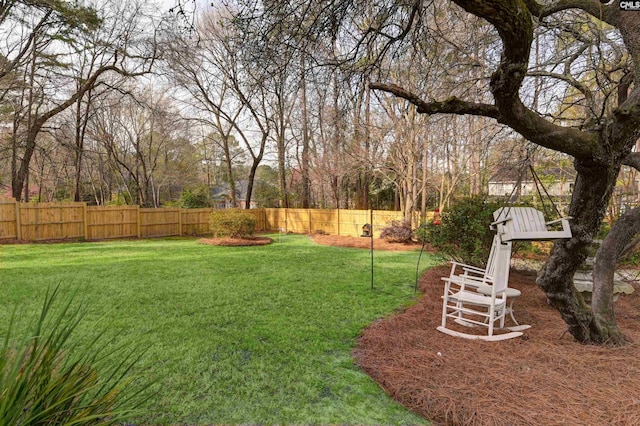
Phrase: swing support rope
[
  {"left": 501, "top": 157, "right": 564, "bottom": 222},
  {"left": 529, "top": 164, "right": 563, "bottom": 219}
]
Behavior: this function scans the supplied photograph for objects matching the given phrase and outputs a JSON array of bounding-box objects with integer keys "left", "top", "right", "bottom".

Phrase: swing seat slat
[{"left": 491, "top": 207, "right": 572, "bottom": 241}]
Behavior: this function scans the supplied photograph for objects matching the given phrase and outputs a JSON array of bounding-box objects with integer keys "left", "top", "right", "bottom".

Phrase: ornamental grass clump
[
  {"left": 210, "top": 209, "right": 257, "bottom": 238},
  {"left": 0, "top": 286, "right": 149, "bottom": 425}
]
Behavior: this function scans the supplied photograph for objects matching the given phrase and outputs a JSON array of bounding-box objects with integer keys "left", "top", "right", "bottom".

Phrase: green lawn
[{"left": 0, "top": 234, "right": 436, "bottom": 425}]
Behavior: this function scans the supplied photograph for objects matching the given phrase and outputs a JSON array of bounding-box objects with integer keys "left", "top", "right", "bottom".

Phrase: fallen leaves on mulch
[
  {"left": 355, "top": 266, "right": 640, "bottom": 425},
  {"left": 198, "top": 236, "right": 273, "bottom": 246}
]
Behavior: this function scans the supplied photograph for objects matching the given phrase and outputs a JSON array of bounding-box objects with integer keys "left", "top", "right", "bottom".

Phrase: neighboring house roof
[
  {"left": 488, "top": 165, "right": 576, "bottom": 199},
  {"left": 210, "top": 180, "right": 251, "bottom": 201},
  {"left": 489, "top": 165, "right": 576, "bottom": 184}
]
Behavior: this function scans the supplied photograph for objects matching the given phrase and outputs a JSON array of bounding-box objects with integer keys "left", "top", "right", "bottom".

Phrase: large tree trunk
[
  {"left": 244, "top": 137, "right": 267, "bottom": 210},
  {"left": 592, "top": 208, "right": 640, "bottom": 334},
  {"left": 12, "top": 126, "right": 40, "bottom": 200},
  {"left": 537, "top": 158, "right": 628, "bottom": 345},
  {"left": 222, "top": 135, "right": 237, "bottom": 208}
]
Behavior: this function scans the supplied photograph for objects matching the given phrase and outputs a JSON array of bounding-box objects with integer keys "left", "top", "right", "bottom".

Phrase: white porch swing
[
  {"left": 437, "top": 161, "right": 573, "bottom": 341},
  {"left": 491, "top": 163, "right": 572, "bottom": 242}
]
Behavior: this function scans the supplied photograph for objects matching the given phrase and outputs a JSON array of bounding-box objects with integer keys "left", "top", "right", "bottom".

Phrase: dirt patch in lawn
[
  {"left": 198, "top": 236, "right": 273, "bottom": 246},
  {"left": 354, "top": 265, "right": 640, "bottom": 425}
]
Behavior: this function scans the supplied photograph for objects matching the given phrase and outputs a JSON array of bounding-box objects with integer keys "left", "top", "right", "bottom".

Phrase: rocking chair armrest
[
  {"left": 450, "top": 262, "right": 486, "bottom": 278},
  {"left": 450, "top": 260, "right": 484, "bottom": 273},
  {"left": 545, "top": 216, "right": 572, "bottom": 225},
  {"left": 461, "top": 267, "right": 486, "bottom": 279},
  {"left": 444, "top": 274, "right": 493, "bottom": 289}
]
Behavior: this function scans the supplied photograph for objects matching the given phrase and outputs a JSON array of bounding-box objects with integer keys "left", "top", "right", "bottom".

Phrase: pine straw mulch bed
[
  {"left": 355, "top": 265, "right": 640, "bottom": 425},
  {"left": 310, "top": 234, "right": 428, "bottom": 251}
]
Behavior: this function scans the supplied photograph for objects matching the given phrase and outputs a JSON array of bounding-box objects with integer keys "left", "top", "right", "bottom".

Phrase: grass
[{"left": 0, "top": 234, "right": 437, "bottom": 425}]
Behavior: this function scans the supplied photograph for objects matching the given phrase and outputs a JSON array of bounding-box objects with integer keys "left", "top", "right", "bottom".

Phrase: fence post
[
  {"left": 82, "top": 203, "right": 88, "bottom": 239},
  {"left": 178, "top": 208, "right": 183, "bottom": 236},
  {"left": 337, "top": 209, "right": 340, "bottom": 236},
  {"left": 35, "top": 204, "right": 40, "bottom": 241},
  {"left": 308, "top": 208, "right": 312, "bottom": 234},
  {"left": 15, "top": 199, "right": 21, "bottom": 241},
  {"left": 136, "top": 206, "right": 141, "bottom": 238}
]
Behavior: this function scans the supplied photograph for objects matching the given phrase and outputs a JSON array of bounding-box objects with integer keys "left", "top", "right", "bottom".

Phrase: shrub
[
  {"left": 210, "top": 209, "right": 257, "bottom": 238},
  {"left": 180, "top": 185, "right": 213, "bottom": 209},
  {"left": 380, "top": 219, "right": 413, "bottom": 243},
  {"left": 425, "top": 197, "right": 501, "bottom": 266},
  {"left": 0, "top": 286, "right": 149, "bottom": 425}
]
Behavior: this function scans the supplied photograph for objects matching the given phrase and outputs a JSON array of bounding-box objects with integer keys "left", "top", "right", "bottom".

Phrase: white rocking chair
[
  {"left": 437, "top": 235, "right": 527, "bottom": 341},
  {"left": 491, "top": 207, "right": 571, "bottom": 242}
]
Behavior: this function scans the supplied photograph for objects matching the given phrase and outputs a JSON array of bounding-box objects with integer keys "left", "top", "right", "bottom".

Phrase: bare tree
[
  {"left": 5, "top": 0, "right": 160, "bottom": 201},
  {"left": 165, "top": 5, "right": 273, "bottom": 209},
  {"left": 89, "top": 86, "right": 188, "bottom": 206}
]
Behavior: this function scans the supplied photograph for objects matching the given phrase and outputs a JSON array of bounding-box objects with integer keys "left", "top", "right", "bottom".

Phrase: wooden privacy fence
[
  {"left": 0, "top": 197, "right": 424, "bottom": 242},
  {"left": 263, "top": 208, "right": 423, "bottom": 237}
]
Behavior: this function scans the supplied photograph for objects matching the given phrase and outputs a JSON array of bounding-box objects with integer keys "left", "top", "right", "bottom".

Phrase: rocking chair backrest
[
  {"left": 483, "top": 234, "right": 511, "bottom": 294},
  {"left": 491, "top": 237, "right": 512, "bottom": 295}
]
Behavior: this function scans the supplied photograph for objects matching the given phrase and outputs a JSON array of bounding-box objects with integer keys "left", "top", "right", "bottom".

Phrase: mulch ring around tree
[
  {"left": 355, "top": 265, "right": 640, "bottom": 425},
  {"left": 198, "top": 236, "right": 273, "bottom": 246}
]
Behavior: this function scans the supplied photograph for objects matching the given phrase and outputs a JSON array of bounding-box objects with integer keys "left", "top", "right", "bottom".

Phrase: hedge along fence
[{"left": 0, "top": 197, "right": 424, "bottom": 242}]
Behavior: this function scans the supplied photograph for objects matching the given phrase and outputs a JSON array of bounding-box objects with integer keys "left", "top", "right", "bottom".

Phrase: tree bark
[
  {"left": 590, "top": 208, "right": 640, "bottom": 344},
  {"left": 222, "top": 134, "right": 237, "bottom": 208},
  {"left": 244, "top": 134, "right": 267, "bottom": 209},
  {"left": 537, "top": 157, "right": 628, "bottom": 345}
]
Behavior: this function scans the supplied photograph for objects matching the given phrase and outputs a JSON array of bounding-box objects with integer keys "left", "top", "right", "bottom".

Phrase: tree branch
[
  {"left": 523, "top": 0, "right": 617, "bottom": 24},
  {"left": 38, "top": 63, "right": 153, "bottom": 127},
  {"left": 622, "top": 152, "right": 640, "bottom": 172},
  {"left": 369, "top": 82, "right": 500, "bottom": 118},
  {"left": 527, "top": 70, "right": 595, "bottom": 110},
  {"left": 371, "top": 80, "right": 599, "bottom": 158},
  {"left": 449, "top": 0, "right": 603, "bottom": 160},
  {"left": 0, "top": 12, "right": 52, "bottom": 81}
]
